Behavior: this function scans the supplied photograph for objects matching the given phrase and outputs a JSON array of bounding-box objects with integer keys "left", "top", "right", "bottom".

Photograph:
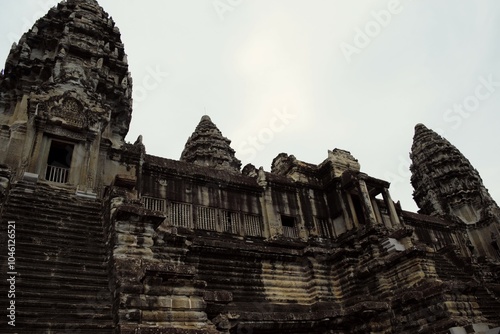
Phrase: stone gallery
[{"left": 0, "top": 0, "right": 499, "bottom": 333}]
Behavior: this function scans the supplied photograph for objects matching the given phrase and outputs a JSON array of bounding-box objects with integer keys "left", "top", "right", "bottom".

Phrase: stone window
[
  {"left": 351, "top": 196, "right": 366, "bottom": 224},
  {"left": 169, "top": 202, "right": 192, "bottom": 228},
  {"left": 142, "top": 196, "right": 166, "bottom": 212},
  {"left": 195, "top": 206, "right": 217, "bottom": 231},
  {"left": 316, "top": 217, "right": 333, "bottom": 239},
  {"left": 45, "top": 140, "right": 74, "bottom": 184},
  {"left": 243, "top": 214, "right": 264, "bottom": 237},
  {"left": 221, "top": 211, "right": 239, "bottom": 234},
  {"left": 281, "top": 215, "right": 299, "bottom": 238}
]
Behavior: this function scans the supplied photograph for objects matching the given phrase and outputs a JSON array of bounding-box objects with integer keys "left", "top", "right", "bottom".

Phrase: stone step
[
  {"left": 16, "top": 304, "right": 112, "bottom": 318},
  {"left": 11, "top": 248, "right": 108, "bottom": 266},
  {"left": 3, "top": 207, "right": 104, "bottom": 227},
  {"left": 14, "top": 261, "right": 108, "bottom": 280},
  {"left": 2, "top": 283, "right": 111, "bottom": 300},
  {"left": 15, "top": 241, "right": 107, "bottom": 257},
  {"left": 13, "top": 253, "right": 107, "bottom": 271},
  {"left": 5, "top": 201, "right": 102, "bottom": 218},
  {"left": 16, "top": 271, "right": 109, "bottom": 287},
  {"left": 9, "top": 185, "right": 101, "bottom": 204},
  {"left": 14, "top": 219, "right": 104, "bottom": 236},
  {"left": 14, "top": 228, "right": 105, "bottom": 248},
  {"left": 1, "top": 182, "right": 113, "bottom": 333},
  {"left": 7, "top": 189, "right": 102, "bottom": 208},
  {"left": 4, "top": 201, "right": 103, "bottom": 225},
  {"left": 3, "top": 329, "right": 112, "bottom": 334},
  {"left": 11, "top": 319, "right": 113, "bottom": 332},
  {"left": 16, "top": 298, "right": 112, "bottom": 312},
  {"left": 433, "top": 254, "right": 473, "bottom": 280},
  {"left": 12, "top": 261, "right": 108, "bottom": 279},
  {"left": 5, "top": 220, "right": 105, "bottom": 240},
  {"left": 474, "top": 287, "right": 500, "bottom": 323}
]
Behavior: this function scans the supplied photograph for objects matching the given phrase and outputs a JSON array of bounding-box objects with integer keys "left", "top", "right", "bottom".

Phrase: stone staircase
[
  {"left": 433, "top": 251, "right": 474, "bottom": 281},
  {"left": 0, "top": 180, "right": 113, "bottom": 333},
  {"left": 475, "top": 285, "right": 500, "bottom": 326},
  {"left": 433, "top": 251, "right": 500, "bottom": 327}
]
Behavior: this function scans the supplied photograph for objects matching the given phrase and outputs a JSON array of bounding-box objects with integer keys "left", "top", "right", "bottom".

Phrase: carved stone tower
[
  {"left": 410, "top": 123, "right": 500, "bottom": 258},
  {"left": 0, "top": 0, "right": 132, "bottom": 193},
  {"left": 180, "top": 115, "right": 241, "bottom": 173}
]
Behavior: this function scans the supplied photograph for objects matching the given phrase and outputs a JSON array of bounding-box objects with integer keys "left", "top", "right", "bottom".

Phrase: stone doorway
[{"left": 45, "top": 140, "right": 74, "bottom": 184}]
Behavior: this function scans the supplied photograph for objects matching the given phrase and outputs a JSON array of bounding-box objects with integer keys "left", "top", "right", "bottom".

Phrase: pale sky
[{"left": 2, "top": 0, "right": 500, "bottom": 213}]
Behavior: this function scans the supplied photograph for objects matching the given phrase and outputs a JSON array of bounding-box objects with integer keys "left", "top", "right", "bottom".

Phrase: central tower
[{"left": 0, "top": 0, "right": 133, "bottom": 193}]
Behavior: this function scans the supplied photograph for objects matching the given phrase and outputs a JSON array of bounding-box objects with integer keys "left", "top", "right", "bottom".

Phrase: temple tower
[
  {"left": 180, "top": 115, "right": 241, "bottom": 173},
  {"left": 410, "top": 123, "right": 500, "bottom": 258},
  {"left": 0, "top": 0, "right": 132, "bottom": 193}
]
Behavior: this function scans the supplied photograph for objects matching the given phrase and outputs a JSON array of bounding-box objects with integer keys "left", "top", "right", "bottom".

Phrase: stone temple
[{"left": 0, "top": 1, "right": 499, "bottom": 333}]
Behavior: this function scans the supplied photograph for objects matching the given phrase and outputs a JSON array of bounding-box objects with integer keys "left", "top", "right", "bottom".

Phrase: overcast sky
[{"left": 2, "top": 0, "right": 500, "bottom": 212}]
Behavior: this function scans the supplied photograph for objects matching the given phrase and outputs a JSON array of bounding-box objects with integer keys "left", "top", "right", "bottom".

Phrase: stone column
[
  {"left": 260, "top": 187, "right": 274, "bottom": 239},
  {"left": 345, "top": 192, "right": 359, "bottom": 228},
  {"left": 357, "top": 179, "right": 377, "bottom": 226},
  {"left": 258, "top": 168, "right": 274, "bottom": 239},
  {"left": 22, "top": 113, "right": 39, "bottom": 176},
  {"left": 29, "top": 132, "right": 49, "bottom": 177},
  {"left": 336, "top": 185, "right": 353, "bottom": 231},
  {"left": 294, "top": 190, "right": 308, "bottom": 240},
  {"left": 382, "top": 187, "right": 400, "bottom": 228},
  {"left": 372, "top": 198, "right": 385, "bottom": 227}
]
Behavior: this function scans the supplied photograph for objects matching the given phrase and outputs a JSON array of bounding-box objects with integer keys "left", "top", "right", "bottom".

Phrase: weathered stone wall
[
  {"left": 105, "top": 181, "right": 221, "bottom": 333},
  {"left": 124, "top": 151, "right": 498, "bottom": 333}
]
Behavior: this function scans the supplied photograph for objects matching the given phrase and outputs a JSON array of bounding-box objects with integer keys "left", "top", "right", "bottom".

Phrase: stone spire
[
  {"left": 180, "top": 115, "right": 241, "bottom": 173},
  {"left": 410, "top": 123, "right": 499, "bottom": 224},
  {"left": 0, "top": 0, "right": 132, "bottom": 143}
]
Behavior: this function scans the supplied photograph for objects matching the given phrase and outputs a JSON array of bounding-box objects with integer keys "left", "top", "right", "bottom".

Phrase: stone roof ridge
[
  {"left": 180, "top": 115, "right": 242, "bottom": 173},
  {"left": 401, "top": 210, "right": 451, "bottom": 226},
  {"left": 270, "top": 153, "right": 319, "bottom": 176},
  {"left": 144, "top": 154, "right": 259, "bottom": 188}
]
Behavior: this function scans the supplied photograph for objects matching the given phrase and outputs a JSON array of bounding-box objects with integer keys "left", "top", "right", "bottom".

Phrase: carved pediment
[
  {"left": 50, "top": 97, "right": 87, "bottom": 128},
  {"left": 29, "top": 92, "right": 110, "bottom": 132}
]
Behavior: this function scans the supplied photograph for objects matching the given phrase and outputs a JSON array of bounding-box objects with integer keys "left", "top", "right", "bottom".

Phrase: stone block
[
  {"left": 22, "top": 172, "right": 39, "bottom": 183},
  {"left": 471, "top": 323, "right": 490, "bottom": 332},
  {"left": 449, "top": 327, "right": 467, "bottom": 334}
]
